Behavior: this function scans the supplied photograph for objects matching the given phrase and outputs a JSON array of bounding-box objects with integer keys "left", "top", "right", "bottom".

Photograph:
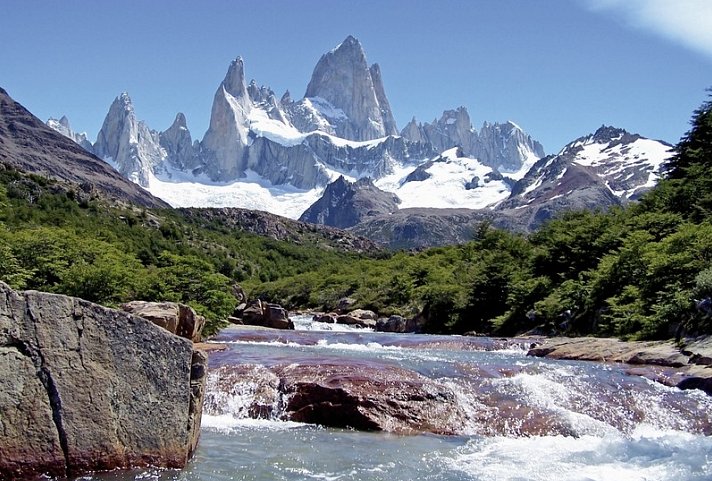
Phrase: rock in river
[{"left": 0, "top": 282, "right": 206, "bottom": 479}]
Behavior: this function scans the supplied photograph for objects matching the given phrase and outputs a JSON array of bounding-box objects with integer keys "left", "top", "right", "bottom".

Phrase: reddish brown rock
[{"left": 276, "top": 363, "right": 466, "bottom": 434}]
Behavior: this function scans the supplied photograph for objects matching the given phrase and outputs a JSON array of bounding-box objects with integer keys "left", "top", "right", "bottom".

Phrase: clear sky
[{"left": 1, "top": 0, "right": 711, "bottom": 154}]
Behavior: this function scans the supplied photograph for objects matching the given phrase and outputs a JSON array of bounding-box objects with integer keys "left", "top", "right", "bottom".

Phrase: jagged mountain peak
[
  {"left": 331, "top": 34, "right": 364, "bottom": 54},
  {"left": 46, "top": 114, "right": 94, "bottom": 153},
  {"left": 304, "top": 35, "right": 397, "bottom": 141},
  {"left": 558, "top": 125, "right": 647, "bottom": 156},
  {"left": 117, "top": 91, "right": 133, "bottom": 108},
  {"left": 299, "top": 174, "right": 400, "bottom": 229},
  {"left": 93, "top": 91, "right": 166, "bottom": 187},
  {"left": 170, "top": 112, "right": 188, "bottom": 130},
  {"left": 592, "top": 125, "right": 629, "bottom": 142},
  {"left": 222, "top": 57, "right": 248, "bottom": 98}
]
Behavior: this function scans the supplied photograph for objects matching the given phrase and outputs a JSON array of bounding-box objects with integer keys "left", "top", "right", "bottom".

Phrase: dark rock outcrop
[
  {"left": 376, "top": 315, "right": 407, "bottom": 333},
  {"left": 238, "top": 299, "right": 294, "bottom": 330},
  {"left": 300, "top": 176, "right": 400, "bottom": 229},
  {"left": 121, "top": 301, "right": 206, "bottom": 342},
  {"left": 0, "top": 282, "right": 205, "bottom": 479}
]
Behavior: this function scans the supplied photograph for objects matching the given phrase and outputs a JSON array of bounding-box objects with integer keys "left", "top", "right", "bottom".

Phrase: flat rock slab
[{"left": 528, "top": 336, "right": 712, "bottom": 394}]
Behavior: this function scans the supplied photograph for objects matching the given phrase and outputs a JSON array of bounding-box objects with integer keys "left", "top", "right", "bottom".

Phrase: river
[{"left": 83, "top": 315, "right": 712, "bottom": 481}]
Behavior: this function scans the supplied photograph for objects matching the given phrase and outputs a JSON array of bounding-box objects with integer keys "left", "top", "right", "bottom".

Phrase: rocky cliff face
[
  {"left": 400, "top": 107, "right": 544, "bottom": 174},
  {"left": 159, "top": 112, "right": 199, "bottom": 172},
  {"left": 93, "top": 93, "right": 166, "bottom": 187},
  {"left": 0, "top": 87, "right": 166, "bottom": 208},
  {"left": 299, "top": 176, "right": 400, "bottom": 228},
  {"left": 0, "top": 282, "right": 205, "bottom": 479},
  {"left": 200, "top": 57, "right": 252, "bottom": 180},
  {"left": 304, "top": 35, "right": 397, "bottom": 141}
]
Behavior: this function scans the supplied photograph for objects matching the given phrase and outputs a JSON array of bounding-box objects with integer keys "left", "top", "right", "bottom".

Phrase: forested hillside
[{"left": 0, "top": 169, "right": 368, "bottom": 334}]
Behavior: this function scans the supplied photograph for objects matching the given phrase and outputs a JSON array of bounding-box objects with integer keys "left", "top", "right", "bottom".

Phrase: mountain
[
  {"left": 93, "top": 93, "right": 167, "bottom": 187},
  {"left": 303, "top": 35, "right": 398, "bottom": 141},
  {"left": 0, "top": 87, "right": 166, "bottom": 208},
  {"left": 56, "top": 35, "right": 540, "bottom": 219},
  {"left": 299, "top": 176, "right": 400, "bottom": 228},
  {"left": 496, "top": 125, "right": 672, "bottom": 227},
  {"left": 39, "top": 36, "right": 673, "bottom": 248},
  {"left": 159, "top": 112, "right": 199, "bottom": 172},
  {"left": 46, "top": 115, "right": 94, "bottom": 152},
  {"left": 400, "top": 107, "right": 545, "bottom": 176},
  {"left": 304, "top": 126, "right": 672, "bottom": 248}
]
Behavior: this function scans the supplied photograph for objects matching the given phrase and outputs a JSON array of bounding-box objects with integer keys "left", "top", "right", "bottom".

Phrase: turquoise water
[{"left": 76, "top": 317, "right": 712, "bottom": 481}]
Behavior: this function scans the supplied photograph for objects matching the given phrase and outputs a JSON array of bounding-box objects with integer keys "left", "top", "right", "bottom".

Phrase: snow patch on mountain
[
  {"left": 375, "top": 148, "right": 510, "bottom": 209},
  {"left": 147, "top": 167, "right": 324, "bottom": 219}
]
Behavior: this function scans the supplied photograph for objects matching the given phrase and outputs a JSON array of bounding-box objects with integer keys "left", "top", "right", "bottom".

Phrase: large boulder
[
  {"left": 121, "top": 301, "right": 206, "bottom": 342},
  {"left": 277, "top": 363, "right": 466, "bottom": 434},
  {"left": 0, "top": 282, "right": 206, "bottom": 479},
  {"left": 376, "top": 315, "right": 407, "bottom": 333},
  {"left": 264, "top": 303, "right": 294, "bottom": 330}
]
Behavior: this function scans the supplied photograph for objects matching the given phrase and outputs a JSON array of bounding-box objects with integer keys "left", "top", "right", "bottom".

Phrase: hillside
[{"left": 0, "top": 88, "right": 166, "bottom": 208}]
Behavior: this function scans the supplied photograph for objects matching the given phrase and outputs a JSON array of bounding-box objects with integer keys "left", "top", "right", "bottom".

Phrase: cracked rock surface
[{"left": 0, "top": 282, "right": 206, "bottom": 480}]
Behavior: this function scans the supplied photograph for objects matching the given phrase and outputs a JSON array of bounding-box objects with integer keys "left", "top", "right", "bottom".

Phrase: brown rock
[
  {"left": 336, "top": 314, "right": 376, "bottom": 329},
  {"left": 527, "top": 336, "right": 712, "bottom": 395},
  {"left": 121, "top": 301, "right": 206, "bottom": 342},
  {"left": 264, "top": 303, "right": 294, "bottom": 330},
  {"left": 313, "top": 312, "right": 338, "bottom": 324},
  {"left": 348, "top": 309, "right": 378, "bottom": 320},
  {"left": 275, "top": 363, "right": 467, "bottom": 434}
]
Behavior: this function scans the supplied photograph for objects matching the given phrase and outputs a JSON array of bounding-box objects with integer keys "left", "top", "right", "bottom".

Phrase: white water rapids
[{"left": 77, "top": 315, "right": 712, "bottom": 480}]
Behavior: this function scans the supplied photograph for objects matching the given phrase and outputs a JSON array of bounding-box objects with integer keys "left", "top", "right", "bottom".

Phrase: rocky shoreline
[{"left": 527, "top": 336, "right": 712, "bottom": 395}]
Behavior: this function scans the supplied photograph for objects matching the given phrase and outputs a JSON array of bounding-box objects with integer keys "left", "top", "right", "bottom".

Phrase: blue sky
[{"left": 1, "top": 0, "right": 711, "bottom": 153}]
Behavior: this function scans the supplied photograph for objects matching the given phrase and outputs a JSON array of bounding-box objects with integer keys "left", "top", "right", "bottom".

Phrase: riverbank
[{"left": 527, "top": 336, "right": 712, "bottom": 395}]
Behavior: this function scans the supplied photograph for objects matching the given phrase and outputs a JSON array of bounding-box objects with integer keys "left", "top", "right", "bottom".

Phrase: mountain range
[{"left": 44, "top": 36, "right": 673, "bottom": 246}]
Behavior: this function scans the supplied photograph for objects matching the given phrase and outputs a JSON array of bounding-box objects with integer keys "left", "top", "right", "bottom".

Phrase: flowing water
[{"left": 78, "top": 316, "right": 712, "bottom": 481}]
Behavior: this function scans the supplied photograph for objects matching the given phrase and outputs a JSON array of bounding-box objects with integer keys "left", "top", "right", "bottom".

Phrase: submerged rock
[
  {"left": 207, "top": 362, "right": 467, "bottom": 435},
  {"left": 0, "top": 282, "right": 206, "bottom": 479}
]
